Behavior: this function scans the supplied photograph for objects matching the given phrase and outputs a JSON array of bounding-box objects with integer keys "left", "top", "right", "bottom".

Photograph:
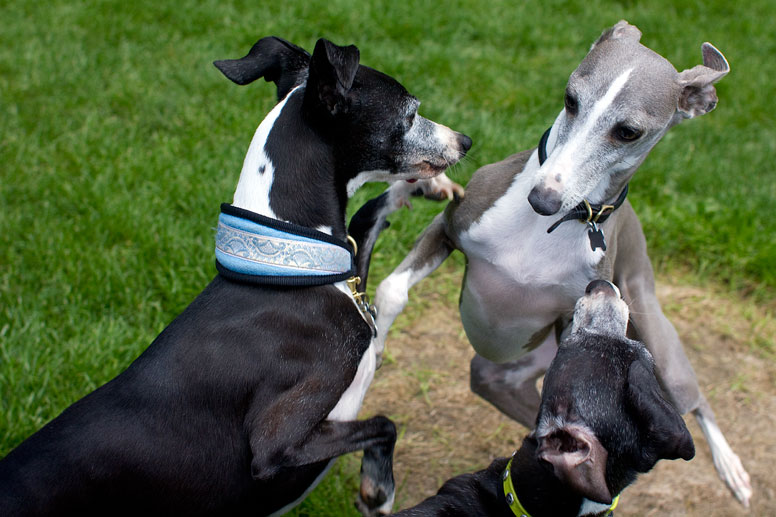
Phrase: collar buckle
[{"left": 581, "top": 200, "right": 616, "bottom": 225}]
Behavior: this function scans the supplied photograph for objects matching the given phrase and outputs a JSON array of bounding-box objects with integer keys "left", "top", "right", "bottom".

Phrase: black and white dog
[
  {"left": 393, "top": 280, "right": 695, "bottom": 517},
  {"left": 0, "top": 37, "right": 470, "bottom": 516}
]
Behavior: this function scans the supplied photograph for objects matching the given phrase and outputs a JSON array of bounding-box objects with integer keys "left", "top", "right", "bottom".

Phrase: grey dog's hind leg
[{"left": 621, "top": 271, "right": 752, "bottom": 506}]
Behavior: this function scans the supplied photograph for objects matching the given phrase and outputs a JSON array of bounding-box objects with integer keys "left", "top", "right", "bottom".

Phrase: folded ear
[
  {"left": 214, "top": 36, "right": 311, "bottom": 100},
  {"left": 593, "top": 20, "right": 642, "bottom": 48},
  {"left": 626, "top": 360, "right": 696, "bottom": 469},
  {"left": 677, "top": 42, "right": 730, "bottom": 119},
  {"left": 537, "top": 426, "right": 613, "bottom": 504},
  {"left": 305, "top": 38, "right": 360, "bottom": 116}
]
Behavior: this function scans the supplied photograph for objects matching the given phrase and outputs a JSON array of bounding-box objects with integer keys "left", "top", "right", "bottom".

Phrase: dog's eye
[
  {"left": 564, "top": 91, "right": 578, "bottom": 115},
  {"left": 405, "top": 113, "right": 416, "bottom": 127},
  {"left": 613, "top": 124, "right": 643, "bottom": 142}
]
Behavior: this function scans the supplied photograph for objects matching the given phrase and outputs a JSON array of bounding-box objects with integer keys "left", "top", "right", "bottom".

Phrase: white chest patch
[
  {"left": 326, "top": 339, "right": 376, "bottom": 421},
  {"left": 327, "top": 281, "right": 377, "bottom": 421},
  {"left": 578, "top": 498, "right": 613, "bottom": 516},
  {"left": 457, "top": 159, "right": 604, "bottom": 361}
]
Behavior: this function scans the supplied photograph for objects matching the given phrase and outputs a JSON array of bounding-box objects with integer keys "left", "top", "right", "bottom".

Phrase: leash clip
[{"left": 346, "top": 276, "right": 378, "bottom": 337}]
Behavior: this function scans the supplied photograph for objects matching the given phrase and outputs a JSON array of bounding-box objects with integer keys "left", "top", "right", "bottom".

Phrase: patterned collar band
[
  {"left": 215, "top": 203, "right": 356, "bottom": 287},
  {"left": 502, "top": 455, "right": 619, "bottom": 517}
]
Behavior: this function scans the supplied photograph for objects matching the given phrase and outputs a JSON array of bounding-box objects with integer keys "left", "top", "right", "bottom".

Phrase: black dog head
[
  {"left": 533, "top": 280, "right": 695, "bottom": 504},
  {"left": 214, "top": 37, "right": 470, "bottom": 185}
]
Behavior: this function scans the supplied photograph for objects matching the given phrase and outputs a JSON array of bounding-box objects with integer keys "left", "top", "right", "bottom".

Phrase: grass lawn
[{"left": 1, "top": 0, "right": 774, "bottom": 514}]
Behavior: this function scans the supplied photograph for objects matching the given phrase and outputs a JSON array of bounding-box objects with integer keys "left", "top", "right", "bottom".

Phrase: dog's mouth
[{"left": 407, "top": 160, "right": 448, "bottom": 179}]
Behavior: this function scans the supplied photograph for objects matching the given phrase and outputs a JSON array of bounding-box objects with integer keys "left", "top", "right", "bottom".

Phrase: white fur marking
[
  {"left": 553, "top": 68, "right": 634, "bottom": 168},
  {"left": 232, "top": 86, "right": 302, "bottom": 217},
  {"left": 578, "top": 498, "right": 612, "bottom": 516},
  {"left": 326, "top": 339, "right": 376, "bottom": 421},
  {"left": 581, "top": 68, "right": 633, "bottom": 136},
  {"left": 328, "top": 281, "right": 378, "bottom": 421},
  {"left": 536, "top": 69, "right": 633, "bottom": 210}
]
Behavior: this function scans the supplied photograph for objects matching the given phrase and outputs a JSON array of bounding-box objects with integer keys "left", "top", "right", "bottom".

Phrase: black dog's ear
[
  {"left": 214, "top": 37, "right": 311, "bottom": 100},
  {"left": 305, "top": 38, "right": 360, "bottom": 115},
  {"left": 626, "top": 360, "right": 696, "bottom": 469},
  {"left": 537, "top": 426, "right": 613, "bottom": 504}
]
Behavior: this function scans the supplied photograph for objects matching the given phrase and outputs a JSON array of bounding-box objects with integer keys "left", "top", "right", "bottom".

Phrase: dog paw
[
  {"left": 355, "top": 477, "right": 394, "bottom": 516},
  {"left": 412, "top": 173, "right": 465, "bottom": 202},
  {"left": 387, "top": 173, "right": 464, "bottom": 212}
]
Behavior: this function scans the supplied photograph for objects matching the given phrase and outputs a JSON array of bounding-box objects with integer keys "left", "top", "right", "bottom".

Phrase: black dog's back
[{"left": 0, "top": 276, "right": 369, "bottom": 515}]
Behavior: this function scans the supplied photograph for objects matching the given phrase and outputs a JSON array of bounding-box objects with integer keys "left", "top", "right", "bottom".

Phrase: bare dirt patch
[{"left": 361, "top": 274, "right": 776, "bottom": 516}]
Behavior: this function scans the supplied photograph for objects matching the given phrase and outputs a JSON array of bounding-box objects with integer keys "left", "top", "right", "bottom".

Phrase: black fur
[
  {"left": 0, "top": 278, "right": 381, "bottom": 516},
  {"left": 348, "top": 192, "right": 391, "bottom": 289}
]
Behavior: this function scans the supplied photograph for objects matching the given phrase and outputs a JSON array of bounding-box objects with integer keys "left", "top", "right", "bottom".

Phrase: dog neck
[{"left": 232, "top": 85, "right": 349, "bottom": 240}]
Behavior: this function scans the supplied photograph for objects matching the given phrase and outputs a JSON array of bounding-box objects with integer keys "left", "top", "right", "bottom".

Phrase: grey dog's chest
[{"left": 456, "top": 201, "right": 605, "bottom": 362}]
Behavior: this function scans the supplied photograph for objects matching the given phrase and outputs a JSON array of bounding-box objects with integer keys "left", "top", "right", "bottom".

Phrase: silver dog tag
[{"left": 587, "top": 222, "right": 607, "bottom": 251}]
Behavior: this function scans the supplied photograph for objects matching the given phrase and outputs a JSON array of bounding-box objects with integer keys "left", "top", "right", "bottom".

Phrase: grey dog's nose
[
  {"left": 585, "top": 279, "right": 620, "bottom": 297},
  {"left": 527, "top": 185, "right": 562, "bottom": 216}
]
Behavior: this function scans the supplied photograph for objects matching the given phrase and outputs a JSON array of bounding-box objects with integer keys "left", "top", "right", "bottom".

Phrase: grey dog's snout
[{"left": 585, "top": 279, "right": 620, "bottom": 298}]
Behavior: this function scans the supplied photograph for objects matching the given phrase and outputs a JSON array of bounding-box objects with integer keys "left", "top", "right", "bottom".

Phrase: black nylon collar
[{"left": 536, "top": 127, "right": 629, "bottom": 234}]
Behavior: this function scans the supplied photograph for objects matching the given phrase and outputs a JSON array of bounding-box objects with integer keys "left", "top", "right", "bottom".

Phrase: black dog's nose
[
  {"left": 585, "top": 279, "right": 619, "bottom": 297},
  {"left": 458, "top": 133, "right": 473, "bottom": 153}
]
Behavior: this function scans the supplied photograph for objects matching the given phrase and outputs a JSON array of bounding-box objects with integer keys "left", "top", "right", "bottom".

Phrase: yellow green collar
[{"left": 502, "top": 456, "right": 620, "bottom": 517}]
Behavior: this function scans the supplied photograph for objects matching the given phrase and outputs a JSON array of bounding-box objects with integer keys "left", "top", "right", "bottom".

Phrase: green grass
[{"left": 0, "top": 0, "right": 774, "bottom": 514}]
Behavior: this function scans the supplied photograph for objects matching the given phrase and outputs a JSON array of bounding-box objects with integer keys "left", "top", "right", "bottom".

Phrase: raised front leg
[
  {"left": 621, "top": 273, "right": 752, "bottom": 507},
  {"left": 374, "top": 213, "right": 454, "bottom": 363},
  {"left": 253, "top": 415, "right": 397, "bottom": 516},
  {"left": 348, "top": 176, "right": 462, "bottom": 291},
  {"left": 469, "top": 336, "right": 557, "bottom": 429}
]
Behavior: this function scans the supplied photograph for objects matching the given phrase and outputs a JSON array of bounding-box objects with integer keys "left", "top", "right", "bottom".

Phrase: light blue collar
[{"left": 215, "top": 204, "right": 356, "bottom": 287}]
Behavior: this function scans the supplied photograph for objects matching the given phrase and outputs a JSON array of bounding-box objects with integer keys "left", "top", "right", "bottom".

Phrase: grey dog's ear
[
  {"left": 305, "top": 38, "right": 360, "bottom": 116},
  {"left": 626, "top": 360, "right": 695, "bottom": 470},
  {"left": 537, "top": 425, "right": 613, "bottom": 504},
  {"left": 592, "top": 20, "right": 642, "bottom": 48},
  {"left": 214, "top": 36, "right": 311, "bottom": 100},
  {"left": 676, "top": 42, "right": 730, "bottom": 119}
]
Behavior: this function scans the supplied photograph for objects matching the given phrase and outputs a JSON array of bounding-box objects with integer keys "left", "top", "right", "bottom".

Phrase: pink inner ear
[{"left": 538, "top": 425, "right": 613, "bottom": 504}]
